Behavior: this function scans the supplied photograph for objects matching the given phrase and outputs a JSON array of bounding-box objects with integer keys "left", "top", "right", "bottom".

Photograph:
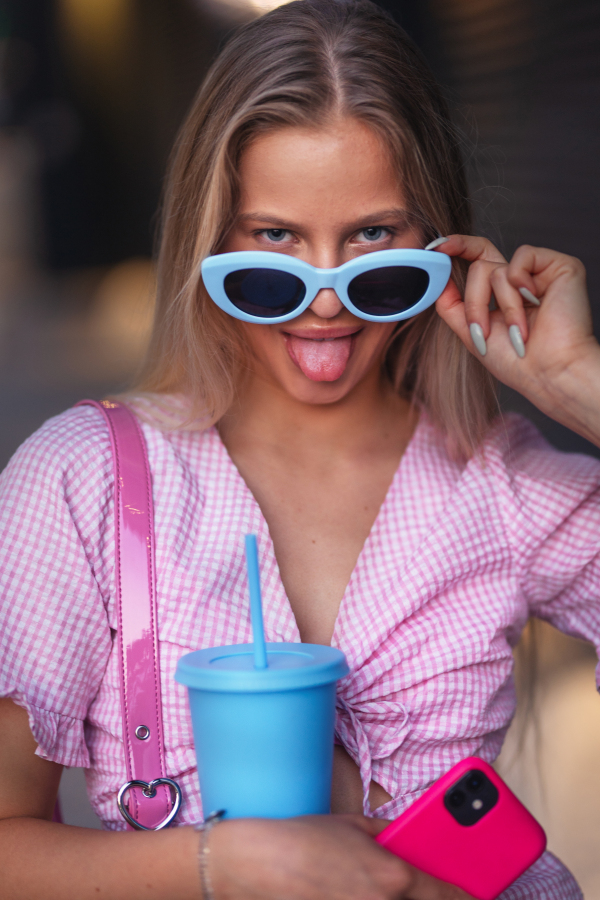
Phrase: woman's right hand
[
  {"left": 435, "top": 236, "right": 600, "bottom": 448},
  {"left": 209, "top": 814, "right": 472, "bottom": 900}
]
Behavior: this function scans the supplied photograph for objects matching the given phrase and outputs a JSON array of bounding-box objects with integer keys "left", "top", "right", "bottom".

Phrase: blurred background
[{"left": 1, "top": 0, "right": 599, "bottom": 892}]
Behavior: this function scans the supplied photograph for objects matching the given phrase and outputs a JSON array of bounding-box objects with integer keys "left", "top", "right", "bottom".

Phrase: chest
[{"left": 229, "top": 450, "right": 401, "bottom": 644}]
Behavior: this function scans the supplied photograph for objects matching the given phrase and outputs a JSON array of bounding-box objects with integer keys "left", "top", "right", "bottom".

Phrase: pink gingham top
[{"left": 2, "top": 401, "right": 599, "bottom": 897}]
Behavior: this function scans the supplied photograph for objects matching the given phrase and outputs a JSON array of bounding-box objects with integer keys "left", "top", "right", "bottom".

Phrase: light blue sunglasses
[{"left": 201, "top": 248, "right": 451, "bottom": 324}]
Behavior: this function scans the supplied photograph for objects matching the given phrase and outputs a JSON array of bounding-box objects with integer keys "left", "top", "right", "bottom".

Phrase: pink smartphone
[{"left": 376, "top": 757, "right": 546, "bottom": 900}]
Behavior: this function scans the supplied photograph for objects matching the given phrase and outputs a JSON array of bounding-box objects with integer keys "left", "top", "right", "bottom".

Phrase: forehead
[{"left": 237, "top": 119, "right": 406, "bottom": 223}]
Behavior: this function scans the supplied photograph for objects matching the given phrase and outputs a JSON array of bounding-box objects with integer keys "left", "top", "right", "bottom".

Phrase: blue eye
[
  {"left": 265, "top": 229, "right": 287, "bottom": 242},
  {"left": 361, "top": 227, "right": 386, "bottom": 242}
]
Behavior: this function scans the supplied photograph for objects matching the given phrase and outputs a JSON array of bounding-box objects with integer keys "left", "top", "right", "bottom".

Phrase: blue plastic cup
[{"left": 175, "top": 642, "right": 349, "bottom": 819}]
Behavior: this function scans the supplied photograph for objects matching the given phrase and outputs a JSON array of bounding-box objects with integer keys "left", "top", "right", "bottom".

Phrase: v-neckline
[{"left": 209, "top": 416, "right": 424, "bottom": 648}]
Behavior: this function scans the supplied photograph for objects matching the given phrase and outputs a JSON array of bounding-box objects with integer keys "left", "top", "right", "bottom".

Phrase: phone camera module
[
  {"left": 448, "top": 789, "right": 465, "bottom": 808},
  {"left": 444, "top": 769, "right": 499, "bottom": 827},
  {"left": 465, "top": 773, "right": 484, "bottom": 792}
]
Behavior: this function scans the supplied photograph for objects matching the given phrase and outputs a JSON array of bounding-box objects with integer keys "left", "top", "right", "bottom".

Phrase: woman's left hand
[{"left": 434, "top": 235, "right": 600, "bottom": 448}]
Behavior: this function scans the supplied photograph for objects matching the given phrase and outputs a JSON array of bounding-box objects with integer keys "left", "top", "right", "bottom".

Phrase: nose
[{"left": 309, "top": 288, "right": 344, "bottom": 319}]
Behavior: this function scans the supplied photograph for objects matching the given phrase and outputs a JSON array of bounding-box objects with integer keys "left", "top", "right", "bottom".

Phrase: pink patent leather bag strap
[{"left": 77, "top": 400, "right": 179, "bottom": 830}]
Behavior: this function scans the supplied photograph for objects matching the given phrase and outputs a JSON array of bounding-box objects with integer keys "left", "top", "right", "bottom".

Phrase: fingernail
[
  {"left": 424, "top": 236, "right": 449, "bottom": 251},
  {"left": 509, "top": 324, "right": 525, "bottom": 358},
  {"left": 518, "top": 286, "right": 540, "bottom": 306},
  {"left": 469, "top": 322, "right": 487, "bottom": 356}
]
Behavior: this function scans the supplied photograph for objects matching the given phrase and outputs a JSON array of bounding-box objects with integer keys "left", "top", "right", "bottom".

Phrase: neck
[{"left": 218, "top": 366, "right": 416, "bottom": 464}]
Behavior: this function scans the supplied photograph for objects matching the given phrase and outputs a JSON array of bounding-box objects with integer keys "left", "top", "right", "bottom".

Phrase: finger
[
  {"left": 507, "top": 244, "right": 586, "bottom": 300},
  {"left": 404, "top": 864, "right": 475, "bottom": 900},
  {"left": 518, "top": 286, "right": 541, "bottom": 307},
  {"left": 334, "top": 813, "right": 390, "bottom": 836},
  {"left": 490, "top": 265, "right": 530, "bottom": 346},
  {"left": 435, "top": 279, "right": 473, "bottom": 350},
  {"left": 462, "top": 259, "right": 504, "bottom": 340},
  {"left": 433, "top": 234, "right": 507, "bottom": 265},
  {"left": 361, "top": 817, "right": 390, "bottom": 836}
]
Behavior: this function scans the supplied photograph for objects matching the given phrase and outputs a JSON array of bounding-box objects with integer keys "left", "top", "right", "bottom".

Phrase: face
[{"left": 220, "top": 118, "right": 423, "bottom": 405}]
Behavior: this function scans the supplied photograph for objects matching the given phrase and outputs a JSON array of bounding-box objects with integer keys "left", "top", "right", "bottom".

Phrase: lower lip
[{"left": 283, "top": 332, "right": 360, "bottom": 382}]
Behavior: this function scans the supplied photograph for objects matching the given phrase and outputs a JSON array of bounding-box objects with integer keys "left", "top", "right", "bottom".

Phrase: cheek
[
  {"left": 240, "top": 324, "right": 284, "bottom": 364},
  {"left": 361, "top": 323, "right": 398, "bottom": 355}
]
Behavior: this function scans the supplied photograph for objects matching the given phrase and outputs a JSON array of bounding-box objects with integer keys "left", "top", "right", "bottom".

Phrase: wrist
[
  {"left": 196, "top": 811, "right": 227, "bottom": 900},
  {"left": 534, "top": 340, "right": 600, "bottom": 447}
]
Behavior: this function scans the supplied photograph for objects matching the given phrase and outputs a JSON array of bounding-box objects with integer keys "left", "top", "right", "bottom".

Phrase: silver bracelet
[{"left": 195, "top": 810, "right": 226, "bottom": 900}]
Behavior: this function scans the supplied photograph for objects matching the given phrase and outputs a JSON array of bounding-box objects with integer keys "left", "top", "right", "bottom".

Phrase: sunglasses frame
[{"left": 201, "top": 249, "right": 452, "bottom": 324}]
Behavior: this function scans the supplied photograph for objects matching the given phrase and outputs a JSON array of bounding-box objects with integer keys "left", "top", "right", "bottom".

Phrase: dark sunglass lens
[
  {"left": 224, "top": 268, "right": 306, "bottom": 318},
  {"left": 348, "top": 266, "right": 429, "bottom": 316}
]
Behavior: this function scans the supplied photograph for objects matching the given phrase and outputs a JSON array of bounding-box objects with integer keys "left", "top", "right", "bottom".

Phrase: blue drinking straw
[{"left": 244, "top": 534, "right": 268, "bottom": 669}]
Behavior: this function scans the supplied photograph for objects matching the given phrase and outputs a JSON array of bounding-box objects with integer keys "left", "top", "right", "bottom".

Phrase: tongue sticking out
[{"left": 287, "top": 334, "right": 353, "bottom": 382}]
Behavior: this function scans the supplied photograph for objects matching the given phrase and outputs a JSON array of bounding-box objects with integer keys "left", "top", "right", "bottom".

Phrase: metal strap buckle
[{"left": 117, "top": 777, "right": 182, "bottom": 831}]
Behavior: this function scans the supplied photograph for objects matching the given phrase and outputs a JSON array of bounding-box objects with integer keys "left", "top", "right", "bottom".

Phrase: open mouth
[{"left": 283, "top": 328, "right": 362, "bottom": 382}]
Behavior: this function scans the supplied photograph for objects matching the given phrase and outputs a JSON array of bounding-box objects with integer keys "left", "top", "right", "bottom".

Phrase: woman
[{"left": 1, "top": 1, "right": 599, "bottom": 897}]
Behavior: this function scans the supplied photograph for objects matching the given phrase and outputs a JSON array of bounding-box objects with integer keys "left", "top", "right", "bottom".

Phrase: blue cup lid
[{"left": 175, "top": 642, "right": 349, "bottom": 692}]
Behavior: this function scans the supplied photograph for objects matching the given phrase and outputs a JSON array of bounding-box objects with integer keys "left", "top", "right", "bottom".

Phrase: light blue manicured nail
[
  {"left": 518, "top": 286, "right": 540, "bottom": 306},
  {"left": 469, "top": 323, "right": 487, "bottom": 356},
  {"left": 424, "top": 236, "right": 449, "bottom": 250},
  {"left": 509, "top": 324, "right": 525, "bottom": 358}
]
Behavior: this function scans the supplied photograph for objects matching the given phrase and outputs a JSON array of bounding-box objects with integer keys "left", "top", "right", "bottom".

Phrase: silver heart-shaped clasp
[{"left": 117, "top": 777, "right": 182, "bottom": 830}]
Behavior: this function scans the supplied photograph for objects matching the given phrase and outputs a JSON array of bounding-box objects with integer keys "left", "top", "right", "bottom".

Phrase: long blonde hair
[{"left": 133, "top": 0, "right": 496, "bottom": 458}]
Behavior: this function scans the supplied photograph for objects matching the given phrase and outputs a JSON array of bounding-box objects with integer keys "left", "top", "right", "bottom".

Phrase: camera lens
[
  {"left": 448, "top": 789, "right": 465, "bottom": 808},
  {"left": 465, "top": 773, "right": 484, "bottom": 792}
]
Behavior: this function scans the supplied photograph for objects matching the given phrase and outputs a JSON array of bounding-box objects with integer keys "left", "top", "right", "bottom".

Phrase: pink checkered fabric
[{"left": 2, "top": 402, "right": 598, "bottom": 898}]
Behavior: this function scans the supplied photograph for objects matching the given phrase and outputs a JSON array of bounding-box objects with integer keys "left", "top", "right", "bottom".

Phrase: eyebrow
[{"left": 237, "top": 208, "right": 414, "bottom": 233}]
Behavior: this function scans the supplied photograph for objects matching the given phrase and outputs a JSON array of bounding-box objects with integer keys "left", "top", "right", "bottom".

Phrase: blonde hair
[{"left": 132, "top": 0, "right": 497, "bottom": 458}]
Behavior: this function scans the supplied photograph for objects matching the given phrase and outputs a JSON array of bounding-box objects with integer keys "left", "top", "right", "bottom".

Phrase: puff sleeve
[{"left": 0, "top": 405, "right": 115, "bottom": 767}]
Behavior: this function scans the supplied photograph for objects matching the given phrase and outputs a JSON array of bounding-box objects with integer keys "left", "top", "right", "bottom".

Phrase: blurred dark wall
[
  {"left": 422, "top": 0, "right": 600, "bottom": 457},
  {"left": 2, "top": 0, "right": 600, "bottom": 456},
  {"left": 4, "top": 0, "right": 232, "bottom": 265}
]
